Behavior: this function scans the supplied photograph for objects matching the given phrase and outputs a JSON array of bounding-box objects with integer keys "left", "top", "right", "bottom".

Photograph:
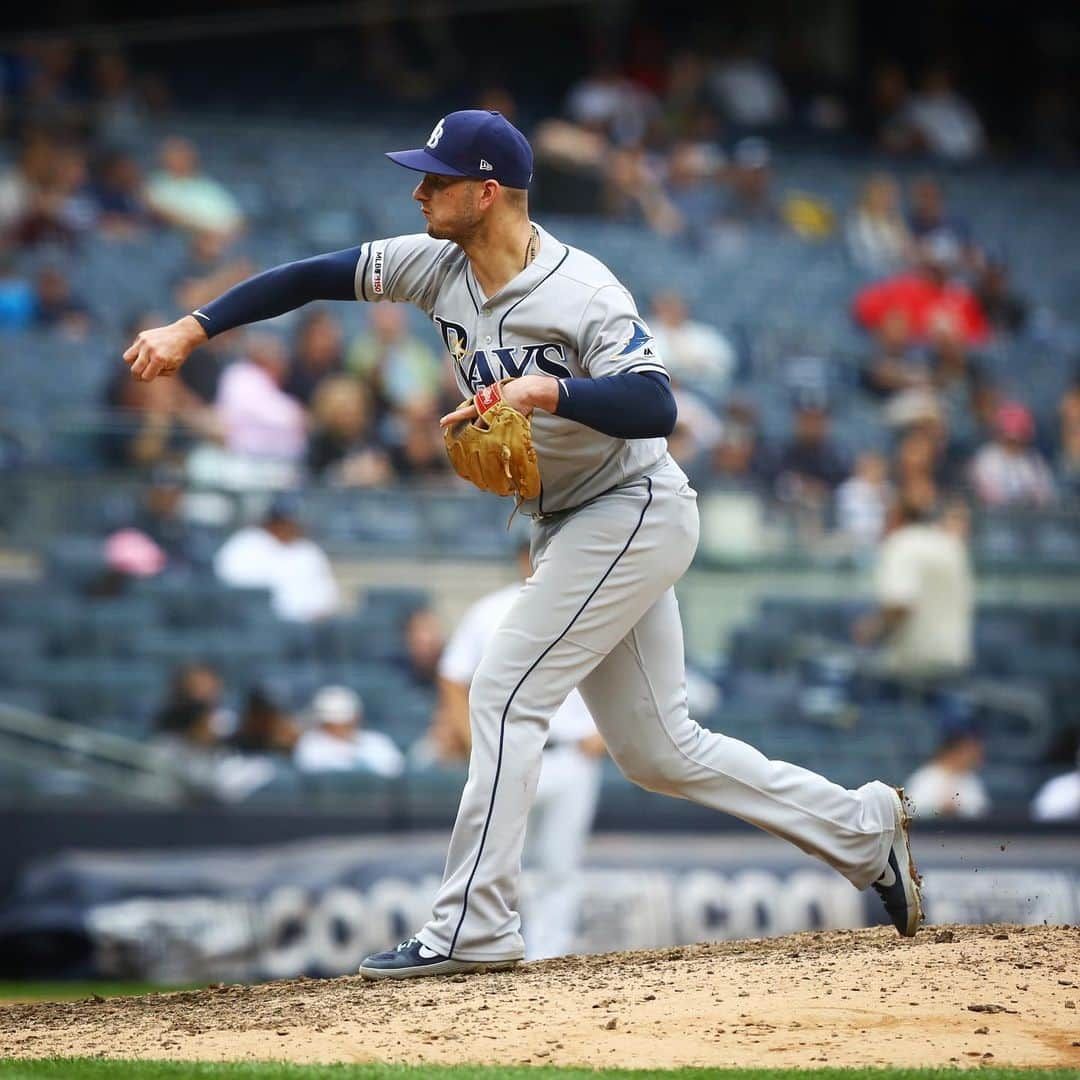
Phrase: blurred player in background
[{"left": 433, "top": 542, "right": 605, "bottom": 960}]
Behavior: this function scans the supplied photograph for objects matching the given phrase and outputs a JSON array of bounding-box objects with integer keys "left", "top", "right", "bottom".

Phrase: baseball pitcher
[{"left": 124, "top": 110, "right": 922, "bottom": 981}]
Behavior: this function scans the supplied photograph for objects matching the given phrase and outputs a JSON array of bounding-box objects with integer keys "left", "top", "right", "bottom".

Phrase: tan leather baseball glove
[{"left": 443, "top": 379, "right": 541, "bottom": 500}]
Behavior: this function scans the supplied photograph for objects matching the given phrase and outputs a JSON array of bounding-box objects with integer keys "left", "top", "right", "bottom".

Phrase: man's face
[{"left": 412, "top": 173, "right": 483, "bottom": 242}]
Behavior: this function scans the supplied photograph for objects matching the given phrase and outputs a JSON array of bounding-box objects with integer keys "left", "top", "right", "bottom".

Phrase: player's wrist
[
  {"left": 178, "top": 314, "right": 210, "bottom": 346},
  {"left": 527, "top": 374, "right": 561, "bottom": 414}
]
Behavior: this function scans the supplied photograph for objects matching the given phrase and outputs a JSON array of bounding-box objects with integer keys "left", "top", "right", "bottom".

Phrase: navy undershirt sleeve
[
  {"left": 191, "top": 246, "right": 362, "bottom": 338},
  {"left": 553, "top": 370, "right": 677, "bottom": 439}
]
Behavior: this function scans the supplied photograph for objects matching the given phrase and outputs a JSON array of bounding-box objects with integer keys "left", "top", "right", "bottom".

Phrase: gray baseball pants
[{"left": 417, "top": 458, "right": 898, "bottom": 961}]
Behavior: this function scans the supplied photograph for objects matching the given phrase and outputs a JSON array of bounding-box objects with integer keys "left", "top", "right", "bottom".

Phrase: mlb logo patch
[{"left": 371, "top": 243, "right": 386, "bottom": 295}]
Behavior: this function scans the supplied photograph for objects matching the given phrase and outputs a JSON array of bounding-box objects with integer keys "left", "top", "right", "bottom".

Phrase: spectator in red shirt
[{"left": 852, "top": 243, "right": 989, "bottom": 346}]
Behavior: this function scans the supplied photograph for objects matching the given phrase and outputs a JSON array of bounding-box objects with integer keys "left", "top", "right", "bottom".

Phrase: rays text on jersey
[{"left": 434, "top": 315, "right": 573, "bottom": 389}]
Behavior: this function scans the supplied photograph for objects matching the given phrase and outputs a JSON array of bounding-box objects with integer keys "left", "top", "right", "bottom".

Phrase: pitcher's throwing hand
[{"left": 123, "top": 315, "right": 207, "bottom": 381}]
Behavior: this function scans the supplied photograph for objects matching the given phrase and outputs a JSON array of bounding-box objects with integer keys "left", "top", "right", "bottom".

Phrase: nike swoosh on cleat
[
  {"left": 418, "top": 944, "right": 441, "bottom": 959},
  {"left": 877, "top": 863, "right": 897, "bottom": 888}
]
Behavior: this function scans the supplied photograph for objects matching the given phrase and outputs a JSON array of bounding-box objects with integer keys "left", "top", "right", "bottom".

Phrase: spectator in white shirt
[
  {"left": 898, "top": 67, "right": 986, "bottom": 162},
  {"left": 214, "top": 495, "right": 339, "bottom": 622},
  {"left": 1031, "top": 746, "right": 1080, "bottom": 821},
  {"left": 845, "top": 174, "right": 913, "bottom": 273},
  {"left": 854, "top": 492, "right": 974, "bottom": 679},
  {"left": 905, "top": 723, "right": 990, "bottom": 819},
  {"left": 214, "top": 333, "right": 307, "bottom": 462},
  {"left": 708, "top": 43, "right": 789, "bottom": 128},
  {"left": 836, "top": 451, "right": 893, "bottom": 551},
  {"left": 649, "top": 290, "right": 736, "bottom": 401},
  {"left": 294, "top": 685, "right": 405, "bottom": 777},
  {"left": 970, "top": 402, "right": 1056, "bottom": 508},
  {"left": 564, "top": 61, "right": 658, "bottom": 146}
]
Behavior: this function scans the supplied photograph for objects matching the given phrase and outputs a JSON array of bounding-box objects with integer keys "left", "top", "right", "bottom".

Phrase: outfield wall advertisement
[{"left": 1, "top": 833, "right": 1077, "bottom": 982}]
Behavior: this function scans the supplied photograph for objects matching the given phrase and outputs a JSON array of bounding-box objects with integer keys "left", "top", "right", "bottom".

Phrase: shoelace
[{"left": 395, "top": 937, "right": 419, "bottom": 952}]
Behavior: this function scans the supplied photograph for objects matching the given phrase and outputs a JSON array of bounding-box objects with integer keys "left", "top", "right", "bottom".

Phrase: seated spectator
[
  {"left": 214, "top": 495, "right": 340, "bottom": 622},
  {"left": 905, "top": 721, "right": 989, "bottom": 818},
  {"left": 896, "top": 66, "right": 986, "bottom": 162},
  {"left": 860, "top": 309, "right": 927, "bottom": 400},
  {"left": 1031, "top": 745, "right": 1080, "bottom": 821},
  {"left": 906, "top": 177, "right": 976, "bottom": 270},
  {"left": 773, "top": 400, "right": 848, "bottom": 507},
  {"left": 707, "top": 40, "right": 790, "bottom": 128},
  {"left": 708, "top": 411, "right": 773, "bottom": 492},
  {"left": 294, "top": 685, "right": 405, "bottom": 777},
  {"left": 667, "top": 385, "right": 725, "bottom": 471},
  {"left": 229, "top": 686, "right": 300, "bottom": 756},
  {"left": 85, "top": 524, "right": 169, "bottom": 598},
  {"left": 1058, "top": 379, "right": 1080, "bottom": 498},
  {"left": 969, "top": 402, "right": 1056, "bottom": 508},
  {"left": 33, "top": 265, "right": 92, "bottom": 338},
  {"left": 91, "top": 149, "right": 149, "bottom": 237},
  {"left": 400, "top": 607, "right": 445, "bottom": 690},
  {"left": 661, "top": 141, "right": 725, "bottom": 245},
  {"left": 144, "top": 136, "right": 243, "bottom": 239},
  {"left": 928, "top": 316, "right": 984, "bottom": 404},
  {"left": 836, "top": 451, "right": 893, "bottom": 550},
  {"left": 153, "top": 662, "right": 231, "bottom": 737},
  {"left": 90, "top": 50, "right": 149, "bottom": 144},
  {"left": 153, "top": 699, "right": 274, "bottom": 801},
  {"left": 601, "top": 144, "right": 681, "bottom": 235},
  {"left": 16, "top": 143, "right": 96, "bottom": 248},
  {"left": 172, "top": 228, "right": 254, "bottom": 314},
  {"left": 720, "top": 137, "right": 780, "bottom": 226},
  {"left": 853, "top": 492, "right": 974, "bottom": 679},
  {"left": 127, "top": 465, "right": 207, "bottom": 573},
  {"left": 649, "top": 291, "right": 736, "bottom": 400},
  {"left": 0, "top": 254, "right": 35, "bottom": 329},
  {"left": 214, "top": 332, "right": 306, "bottom": 462},
  {"left": 284, "top": 309, "right": 345, "bottom": 406},
  {"left": 852, "top": 244, "right": 989, "bottom": 346},
  {"left": 975, "top": 253, "right": 1028, "bottom": 336},
  {"left": 564, "top": 60, "right": 658, "bottom": 146},
  {"left": 0, "top": 131, "right": 55, "bottom": 243},
  {"left": 658, "top": 50, "right": 715, "bottom": 140},
  {"left": 307, "top": 376, "right": 391, "bottom": 486},
  {"left": 867, "top": 62, "right": 912, "bottom": 152},
  {"left": 845, "top": 174, "right": 912, "bottom": 273},
  {"left": 101, "top": 314, "right": 222, "bottom": 470},
  {"left": 347, "top": 303, "right": 441, "bottom": 416},
  {"left": 386, "top": 402, "right": 454, "bottom": 482},
  {"left": 893, "top": 426, "right": 948, "bottom": 508}
]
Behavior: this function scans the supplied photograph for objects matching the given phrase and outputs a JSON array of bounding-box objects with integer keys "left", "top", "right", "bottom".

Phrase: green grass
[
  {"left": 0, "top": 983, "right": 205, "bottom": 1003},
  {"left": 0, "top": 1065, "right": 1077, "bottom": 1079}
]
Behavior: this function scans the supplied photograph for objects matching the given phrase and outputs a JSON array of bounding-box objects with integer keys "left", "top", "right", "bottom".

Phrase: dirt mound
[{"left": 2, "top": 925, "right": 1078, "bottom": 1069}]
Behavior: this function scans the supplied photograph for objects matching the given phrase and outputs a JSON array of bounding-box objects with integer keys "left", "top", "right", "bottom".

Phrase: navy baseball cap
[{"left": 386, "top": 110, "right": 533, "bottom": 189}]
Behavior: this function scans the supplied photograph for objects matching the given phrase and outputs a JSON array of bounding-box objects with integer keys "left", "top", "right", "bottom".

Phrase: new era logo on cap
[{"left": 385, "top": 110, "right": 534, "bottom": 189}]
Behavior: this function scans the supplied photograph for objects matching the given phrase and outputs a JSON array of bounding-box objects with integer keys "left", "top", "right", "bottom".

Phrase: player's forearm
[
  {"left": 555, "top": 370, "right": 677, "bottom": 439},
  {"left": 191, "top": 246, "right": 361, "bottom": 337}
]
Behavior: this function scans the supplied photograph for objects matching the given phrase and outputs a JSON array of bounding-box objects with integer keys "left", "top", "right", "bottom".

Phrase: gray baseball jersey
[{"left": 353, "top": 223, "right": 667, "bottom": 513}]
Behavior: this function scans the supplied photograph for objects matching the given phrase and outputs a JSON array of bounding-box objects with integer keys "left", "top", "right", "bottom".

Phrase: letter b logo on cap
[{"left": 426, "top": 118, "right": 446, "bottom": 149}]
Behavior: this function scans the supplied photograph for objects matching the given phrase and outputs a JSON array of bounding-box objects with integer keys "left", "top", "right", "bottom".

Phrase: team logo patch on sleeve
[{"left": 618, "top": 320, "right": 655, "bottom": 358}]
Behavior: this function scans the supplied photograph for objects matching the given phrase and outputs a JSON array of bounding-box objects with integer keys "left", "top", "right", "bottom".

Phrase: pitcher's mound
[{"left": 2, "top": 924, "right": 1078, "bottom": 1069}]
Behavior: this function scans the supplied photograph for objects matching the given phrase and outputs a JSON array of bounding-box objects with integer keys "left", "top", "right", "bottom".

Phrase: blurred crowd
[
  {"left": 1, "top": 35, "right": 1078, "bottom": 820},
  {"left": 2, "top": 40, "right": 1076, "bottom": 523}
]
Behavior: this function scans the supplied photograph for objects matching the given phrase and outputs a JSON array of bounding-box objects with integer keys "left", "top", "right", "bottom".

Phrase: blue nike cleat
[
  {"left": 871, "top": 787, "right": 924, "bottom": 937},
  {"left": 358, "top": 937, "right": 520, "bottom": 981}
]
